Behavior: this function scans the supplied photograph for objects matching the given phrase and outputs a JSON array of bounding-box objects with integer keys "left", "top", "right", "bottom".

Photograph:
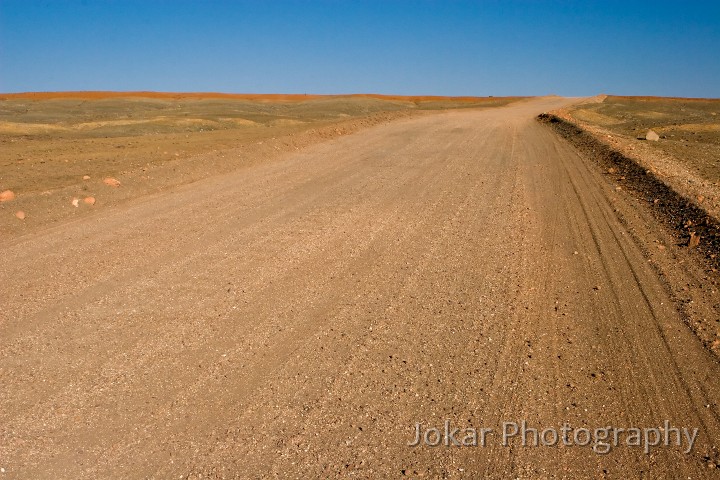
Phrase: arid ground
[
  {"left": 567, "top": 96, "right": 720, "bottom": 183},
  {"left": 558, "top": 96, "right": 720, "bottom": 218},
  {"left": 1, "top": 94, "right": 719, "bottom": 478},
  {"left": 0, "top": 93, "right": 520, "bottom": 239}
]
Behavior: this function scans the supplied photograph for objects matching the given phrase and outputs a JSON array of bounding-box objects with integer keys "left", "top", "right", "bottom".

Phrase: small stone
[
  {"left": 607, "top": 167, "right": 617, "bottom": 174},
  {"left": 697, "top": 195, "right": 705, "bottom": 203},
  {"left": 83, "top": 175, "right": 91, "bottom": 180},
  {"left": 0, "top": 190, "right": 15, "bottom": 202},
  {"left": 103, "top": 177, "right": 121, "bottom": 187},
  {"left": 688, "top": 232, "right": 700, "bottom": 248},
  {"left": 15, "top": 211, "right": 25, "bottom": 220},
  {"left": 72, "top": 198, "right": 79, "bottom": 208},
  {"left": 84, "top": 197, "right": 96, "bottom": 205},
  {"left": 657, "top": 244, "right": 666, "bottom": 251},
  {"left": 646, "top": 130, "right": 660, "bottom": 141}
]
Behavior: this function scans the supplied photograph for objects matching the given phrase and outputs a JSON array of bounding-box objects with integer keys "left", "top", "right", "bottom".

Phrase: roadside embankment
[
  {"left": 538, "top": 113, "right": 719, "bottom": 267},
  {"left": 538, "top": 112, "right": 720, "bottom": 356}
]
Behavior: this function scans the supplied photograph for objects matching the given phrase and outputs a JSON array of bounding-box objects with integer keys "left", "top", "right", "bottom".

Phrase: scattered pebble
[
  {"left": 84, "top": 196, "right": 96, "bottom": 205},
  {"left": 0, "top": 190, "right": 15, "bottom": 202},
  {"left": 15, "top": 211, "right": 25, "bottom": 220},
  {"left": 646, "top": 130, "right": 660, "bottom": 141},
  {"left": 72, "top": 198, "right": 79, "bottom": 208},
  {"left": 688, "top": 232, "right": 700, "bottom": 248},
  {"left": 103, "top": 177, "right": 121, "bottom": 187},
  {"left": 83, "top": 175, "right": 91, "bottom": 180}
]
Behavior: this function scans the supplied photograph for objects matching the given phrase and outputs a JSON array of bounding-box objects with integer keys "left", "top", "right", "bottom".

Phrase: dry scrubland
[
  {"left": 0, "top": 92, "right": 523, "bottom": 238},
  {"left": 568, "top": 96, "right": 720, "bottom": 182},
  {"left": 559, "top": 96, "right": 720, "bottom": 217}
]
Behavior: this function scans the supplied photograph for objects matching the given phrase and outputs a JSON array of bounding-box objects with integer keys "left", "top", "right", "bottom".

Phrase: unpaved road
[{"left": 1, "top": 97, "right": 719, "bottom": 479}]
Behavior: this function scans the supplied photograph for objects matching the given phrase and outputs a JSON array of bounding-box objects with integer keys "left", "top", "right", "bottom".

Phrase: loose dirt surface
[
  {"left": 0, "top": 93, "right": 522, "bottom": 239},
  {"left": 2, "top": 97, "right": 720, "bottom": 478},
  {"left": 538, "top": 112, "right": 720, "bottom": 359}
]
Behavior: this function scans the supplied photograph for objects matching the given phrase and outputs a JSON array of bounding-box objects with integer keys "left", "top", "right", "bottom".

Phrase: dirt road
[{"left": 2, "top": 97, "right": 719, "bottom": 478}]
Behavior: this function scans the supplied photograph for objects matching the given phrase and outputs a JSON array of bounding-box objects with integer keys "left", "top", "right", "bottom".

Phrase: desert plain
[{"left": 1, "top": 92, "right": 719, "bottom": 478}]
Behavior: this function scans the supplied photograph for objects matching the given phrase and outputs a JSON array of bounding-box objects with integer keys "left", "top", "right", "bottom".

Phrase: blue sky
[{"left": 1, "top": 0, "right": 719, "bottom": 97}]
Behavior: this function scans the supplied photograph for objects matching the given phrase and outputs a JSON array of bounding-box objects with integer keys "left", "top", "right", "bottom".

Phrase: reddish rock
[
  {"left": 103, "top": 177, "right": 121, "bottom": 187},
  {"left": 688, "top": 232, "right": 700, "bottom": 248},
  {"left": 0, "top": 190, "right": 15, "bottom": 202}
]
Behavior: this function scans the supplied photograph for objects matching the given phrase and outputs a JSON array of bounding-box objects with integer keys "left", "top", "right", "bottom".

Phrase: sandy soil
[
  {"left": 556, "top": 96, "right": 720, "bottom": 219},
  {"left": 538, "top": 111, "right": 720, "bottom": 361},
  {"left": 1, "top": 97, "right": 720, "bottom": 478},
  {"left": 0, "top": 94, "right": 522, "bottom": 239}
]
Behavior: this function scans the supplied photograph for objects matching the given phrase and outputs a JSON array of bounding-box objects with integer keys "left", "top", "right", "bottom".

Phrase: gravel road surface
[{"left": 2, "top": 97, "right": 719, "bottom": 478}]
